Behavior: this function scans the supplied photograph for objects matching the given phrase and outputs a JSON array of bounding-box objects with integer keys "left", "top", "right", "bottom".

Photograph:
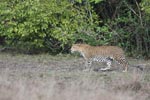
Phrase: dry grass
[{"left": 0, "top": 53, "right": 150, "bottom": 100}]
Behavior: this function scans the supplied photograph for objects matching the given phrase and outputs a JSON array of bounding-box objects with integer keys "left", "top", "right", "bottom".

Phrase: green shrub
[
  {"left": 0, "top": 0, "right": 149, "bottom": 58},
  {"left": 94, "top": 0, "right": 150, "bottom": 58},
  {"left": 0, "top": 0, "right": 98, "bottom": 53}
]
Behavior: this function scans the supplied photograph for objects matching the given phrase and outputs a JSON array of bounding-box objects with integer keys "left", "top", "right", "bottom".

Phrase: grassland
[{"left": 0, "top": 53, "right": 150, "bottom": 100}]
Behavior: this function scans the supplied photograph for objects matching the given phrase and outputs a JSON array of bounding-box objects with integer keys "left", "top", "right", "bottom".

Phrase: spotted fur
[{"left": 71, "top": 44, "right": 128, "bottom": 72}]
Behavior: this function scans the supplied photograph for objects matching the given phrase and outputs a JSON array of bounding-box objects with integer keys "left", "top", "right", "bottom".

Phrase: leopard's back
[{"left": 83, "top": 45, "right": 125, "bottom": 59}]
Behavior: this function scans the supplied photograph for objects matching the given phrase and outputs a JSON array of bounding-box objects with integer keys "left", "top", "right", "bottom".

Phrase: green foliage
[
  {"left": 0, "top": 0, "right": 149, "bottom": 58},
  {"left": 75, "top": 0, "right": 103, "bottom": 4},
  {"left": 140, "top": 0, "right": 150, "bottom": 21},
  {"left": 93, "top": 0, "right": 150, "bottom": 58},
  {"left": 0, "top": 0, "right": 98, "bottom": 53},
  {"left": 141, "top": 0, "right": 150, "bottom": 14}
]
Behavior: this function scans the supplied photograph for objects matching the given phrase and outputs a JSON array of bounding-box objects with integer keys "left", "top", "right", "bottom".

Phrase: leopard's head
[
  {"left": 71, "top": 44, "right": 81, "bottom": 53},
  {"left": 71, "top": 44, "right": 89, "bottom": 53}
]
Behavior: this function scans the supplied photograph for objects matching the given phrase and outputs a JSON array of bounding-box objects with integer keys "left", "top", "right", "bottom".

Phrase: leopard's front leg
[{"left": 84, "top": 59, "right": 92, "bottom": 71}]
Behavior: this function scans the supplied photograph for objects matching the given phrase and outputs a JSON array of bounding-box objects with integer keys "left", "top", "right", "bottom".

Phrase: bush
[
  {"left": 0, "top": 0, "right": 98, "bottom": 54},
  {"left": 92, "top": 0, "right": 150, "bottom": 58},
  {"left": 0, "top": 0, "right": 149, "bottom": 58}
]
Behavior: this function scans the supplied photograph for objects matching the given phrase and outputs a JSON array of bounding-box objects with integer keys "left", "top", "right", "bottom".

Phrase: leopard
[{"left": 71, "top": 43, "right": 128, "bottom": 72}]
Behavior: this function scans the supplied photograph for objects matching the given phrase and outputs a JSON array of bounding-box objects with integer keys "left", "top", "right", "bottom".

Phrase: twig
[{"left": 135, "top": 0, "right": 143, "bottom": 27}]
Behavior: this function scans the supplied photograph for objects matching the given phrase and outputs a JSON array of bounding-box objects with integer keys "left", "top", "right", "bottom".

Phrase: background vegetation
[{"left": 0, "top": 0, "right": 149, "bottom": 58}]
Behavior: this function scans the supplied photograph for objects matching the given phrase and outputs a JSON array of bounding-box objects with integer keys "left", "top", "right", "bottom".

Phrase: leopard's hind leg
[
  {"left": 84, "top": 59, "right": 93, "bottom": 71},
  {"left": 114, "top": 56, "right": 128, "bottom": 72}
]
